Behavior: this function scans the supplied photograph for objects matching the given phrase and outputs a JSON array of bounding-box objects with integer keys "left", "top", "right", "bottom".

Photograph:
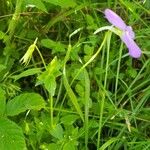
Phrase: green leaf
[
  {"left": 144, "top": 0, "right": 150, "bottom": 9},
  {"left": 41, "top": 39, "right": 66, "bottom": 53},
  {"left": 50, "top": 124, "right": 63, "bottom": 140},
  {"left": 128, "top": 68, "right": 137, "bottom": 78},
  {"left": 45, "top": 75, "right": 56, "bottom": 96},
  {"left": 63, "top": 141, "right": 77, "bottom": 150},
  {"left": 0, "top": 87, "right": 6, "bottom": 116},
  {"left": 26, "top": 0, "right": 47, "bottom": 12},
  {"left": 61, "top": 114, "right": 79, "bottom": 125},
  {"left": 63, "top": 67, "right": 84, "bottom": 121},
  {"left": 6, "top": 93, "right": 45, "bottom": 116},
  {"left": 43, "top": 0, "right": 76, "bottom": 8},
  {"left": 0, "top": 64, "right": 6, "bottom": 72},
  {"left": 99, "top": 138, "right": 119, "bottom": 150},
  {"left": 75, "top": 83, "right": 84, "bottom": 97},
  {"left": 11, "top": 68, "right": 41, "bottom": 81},
  {"left": 36, "top": 57, "right": 61, "bottom": 96},
  {"left": 47, "top": 143, "right": 60, "bottom": 150},
  {"left": 0, "top": 118, "right": 26, "bottom": 150},
  {"left": 0, "top": 31, "right": 5, "bottom": 40},
  {"left": 84, "top": 44, "right": 94, "bottom": 55}
]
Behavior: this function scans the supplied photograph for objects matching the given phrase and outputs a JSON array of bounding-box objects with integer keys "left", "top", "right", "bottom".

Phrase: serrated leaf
[
  {"left": 43, "top": 0, "right": 76, "bottom": 8},
  {"left": 11, "top": 68, "right": 41, "bottom": 81},
  {"left": 6, "top": 93, "right": 45, "bottom": 116},
  {"left": 0, "top": 118, "right": 26, "bottom": 150}
]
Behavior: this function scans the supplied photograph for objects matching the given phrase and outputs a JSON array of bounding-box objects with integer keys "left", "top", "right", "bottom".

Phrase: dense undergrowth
[{"left": 0, "top": 0, "right": 150, "bottom": 150}]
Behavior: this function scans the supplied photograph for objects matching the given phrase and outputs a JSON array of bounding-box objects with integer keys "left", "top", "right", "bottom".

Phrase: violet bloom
[{"left": 104, "top": 9, "right": 141, "bottom": 58}]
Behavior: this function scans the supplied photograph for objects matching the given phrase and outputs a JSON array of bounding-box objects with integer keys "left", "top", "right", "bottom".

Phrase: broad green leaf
[
  {"left": 11, "top": 68, "right": 41, "bottom": 81},
  {"left": 47, "top": 143, "right": 60, "bottom": 150},
  {"left": 36, "top": 57, "right": 61, "bottom": 96},
  {"left": 26, "top": 0, "right": 47, "bottom": 12},
  {"left": 43, "top": 0, "right": 76, "bottom": 8},
  {"left": 6, "top": 93, "right": 45, "bottom": 116},
  {"left": 50, "top": 124, "right": 63, "bottom": 140},
  {"left": 63, "top": 141, "right": 77, "bottom": 150},
  {"left": 37, "top": 73, "right": 57, "bottom": 96},
  {"left": 61, "top": 114, "right": 79, "bottom": 125},
  {"left": 45, "top": 75, "right": 56, "bottom": 96},
  {"left": 0, "top": 87, "right": 6, "bottom": 116},
  {"left": 0, "top": 118, "right": 26, "bottom": 150},
  {"left": 41, "top": 39, "right": 66, "bottom": 53}
]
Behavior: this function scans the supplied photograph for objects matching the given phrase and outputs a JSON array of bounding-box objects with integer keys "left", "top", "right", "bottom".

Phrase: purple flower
[
  {"left": 121, "top": 32, "right": 141, "bottom": 58},
  {"left": 104, "top": 9, "right": 142, "bottom": 58}
]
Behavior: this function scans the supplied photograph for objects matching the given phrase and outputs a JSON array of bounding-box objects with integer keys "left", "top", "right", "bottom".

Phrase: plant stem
[
  {"left": 115, "top": 42, "right": 123, "bottom": 104},
  {"left": 97, "top": 31, "right": 111, "bottom": 148}
]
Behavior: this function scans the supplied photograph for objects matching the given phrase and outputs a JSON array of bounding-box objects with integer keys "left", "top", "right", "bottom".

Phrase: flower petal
[
  {"left": 104, "top": 9, "right": 127, "bottom": 30},
  {"left": 121, "top": 32, "right": 142, "bottom": 58},
  {"left": 125, "top": 26, "right": 135, "bottom": 39}
]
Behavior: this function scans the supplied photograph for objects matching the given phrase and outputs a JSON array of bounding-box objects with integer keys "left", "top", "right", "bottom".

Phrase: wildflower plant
[
  {"left": 1, "top": 1, "right": 149, "bottom": 149},
  {"left": 94, "top": 9, "right": 142, "bottom": 58}
]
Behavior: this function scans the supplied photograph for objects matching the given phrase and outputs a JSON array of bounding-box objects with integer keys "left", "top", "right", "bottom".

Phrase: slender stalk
[
  {"left": 114, "top": 42, "right": 123, "bottom": 104},
  {"left": 97, "top": 31, "right": 112, "bottom": 148},
  {"left": 84, "top": 68, "right": 90, "bottom": 150},
  {"left": 35, "top": 46, "right": 47, "bottom": 70},
  {"left": 50, "top": 96, "right": 54, "bottom": 127}
]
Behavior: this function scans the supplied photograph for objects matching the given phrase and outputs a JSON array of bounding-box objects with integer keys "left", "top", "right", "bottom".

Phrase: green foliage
[
  {"left": 0, "top": 31, "right": 5, "bottom": 40},
  {"left": 36, "top": 57, "right": 61, "bottom": 96},
  {"left": 0, "top": 0, "right": 150, "bottom": 149},
  {"left": 49, "top": 124, "right": 63, "bottom": 140},
  {"left": 6, "top": 93, "right": 45, "bottom": 116},
  {"left": 26, "top": 0, "right": 48, "bottom": 12},
  {"left": 0, "top": 87, "right": 6, "bottom": 116},
  {"left": 41, "top": 39, "right": 66, "bottom": 53},
  {"left": 43, "top": 0, "right": 77, "bottom": 8},
  {"left": 11, "top": 68, "right": 41, "bottom": 81},
  {"left": 0, "top": 118, "right": 26, "bottom": 150}
]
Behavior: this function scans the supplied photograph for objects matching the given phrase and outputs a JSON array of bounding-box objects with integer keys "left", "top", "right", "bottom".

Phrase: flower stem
[{"left": 97, "top": 31, "right": 112, "bottom": 148}]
